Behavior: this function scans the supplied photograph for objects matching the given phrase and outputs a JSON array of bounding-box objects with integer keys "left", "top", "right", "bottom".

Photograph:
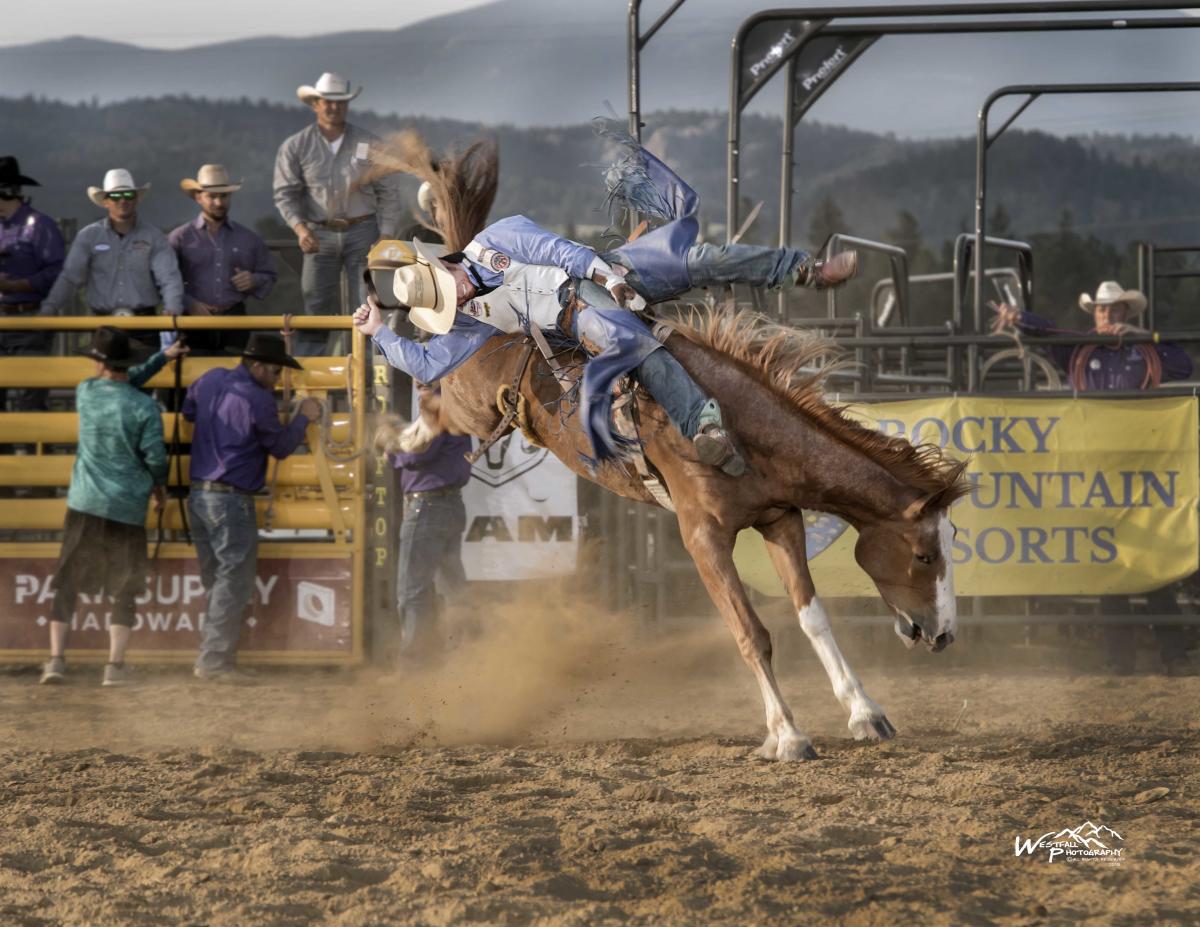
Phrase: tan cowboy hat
[
  {"left": 180, "top": 163, "right": 243, "bottom": 196},
  {"left": 87, "top": 168, "right": 149, "bottom": 207},
  {"left": 297, "top": 72, "right": 362, "bottom": 105},
  {"left": 392, "top": 239, "right": 457, "bottom": 334},
  {"left": 1079, "top": 280, "right": 1147, "bottom": 316}
]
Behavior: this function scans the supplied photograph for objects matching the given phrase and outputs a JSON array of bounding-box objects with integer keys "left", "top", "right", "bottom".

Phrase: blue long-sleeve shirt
[
  {"left": 182, "top": 363, "right": 312, "bottom": 492},
  {"left": 371, "top": 317, "right": 501, "bottom": 384},
  {"left": 1017, "top": 310, "right": 1193, "bottom": 390},
  {"left": 466, "top": 215, "right": 599, "bottom": 287},
  {"left": 0, "top": 202, "right": 65, "bottom": 305}
]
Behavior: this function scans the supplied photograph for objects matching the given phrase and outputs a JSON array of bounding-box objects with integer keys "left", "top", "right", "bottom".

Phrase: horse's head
[{"left": 853, "top": 491, "right": 959, "bottom": 652}]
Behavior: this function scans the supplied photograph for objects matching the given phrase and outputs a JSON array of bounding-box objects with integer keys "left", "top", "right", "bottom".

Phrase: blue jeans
[
  {"left": 188, "top": 489, "right": 259, "bottom": 672},
  {"left": 396, "top": 491, "right": 467, "bottom": 656},
  {"left": 298, "top": 219, "right": 378, "bottom": 355},
  {"left": 573, "top": 279, "right": 708, "bottom": 439},
  {"left": 601, "top": 242, "right": 806, "bottom": 302}
]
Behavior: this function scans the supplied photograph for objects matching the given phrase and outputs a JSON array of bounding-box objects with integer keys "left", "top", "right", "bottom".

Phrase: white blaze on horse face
[{"left": 934, "top": 511, "right": 958, "bottom": 640}]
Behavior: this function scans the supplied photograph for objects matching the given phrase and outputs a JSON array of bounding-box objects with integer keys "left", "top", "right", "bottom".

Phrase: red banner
[{"left": 0, "top": 558, "right": 353, "bottom": 655}]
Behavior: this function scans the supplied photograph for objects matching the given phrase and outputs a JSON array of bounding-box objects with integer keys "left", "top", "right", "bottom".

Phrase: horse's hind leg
[
  {"left": 677, "top": 509, "right": 817, "bottom": 761},
  {"left": 759, "top": 511, "right": 897, "bottom": 742}
]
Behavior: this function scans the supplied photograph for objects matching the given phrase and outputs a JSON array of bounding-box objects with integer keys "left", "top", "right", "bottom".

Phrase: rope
[{"left": 1070, "top": 338, "right": 1163, "bottom": 391}]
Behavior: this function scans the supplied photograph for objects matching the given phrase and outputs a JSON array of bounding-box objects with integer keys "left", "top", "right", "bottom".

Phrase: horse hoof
[
  {"left": 850, "top": 713, "right": 897, "bottom": 742},
  {"left": 777, "top": 737, "right": 819, "bottom": 762},
  {"left": 754, "top": 734, "right": 779, "bottom": 760}
]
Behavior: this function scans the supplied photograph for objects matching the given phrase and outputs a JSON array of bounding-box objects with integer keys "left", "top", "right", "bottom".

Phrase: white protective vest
[{"left": 460, "top": 240, "right": 568, "bottom": 334}]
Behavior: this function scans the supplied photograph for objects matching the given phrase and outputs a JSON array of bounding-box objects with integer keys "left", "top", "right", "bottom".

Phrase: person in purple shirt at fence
[
  {"left": 182, "top": 332, "right": 319, "bottom": 680},
  {"left": 993, "top": 281, "right": 1197, "bottom": 675},
  {"left": 991, "top": 280, "right": 1193, "bottom": 390},
  {"left": 380, "top": 379, "right": 472, "bottom": 660},
  {"left": 169, "top": 164, "right": 277, "bottom": 356},
  {"left": 0, "top": 156, "right": 65, "bottom": 412}
]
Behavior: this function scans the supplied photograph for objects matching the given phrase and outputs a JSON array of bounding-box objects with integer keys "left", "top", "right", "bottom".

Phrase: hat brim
[
  {"left": 1079, "top": 290, "right": 1147, "bottom": 316},
  {"left": 226, "top": 345, "right": 304, "bottom": 370},
  {"left": 297, "top": 86, "right": 362, "bottom": 104},
  {"left": 405, "top": 239, "right": 458, "bottom": 335},
  {"left": 2, "top": 173, "right": 39, "bottom": 187},
  {"left": 88, "top": 184, "right": 150, "bottom": 207},
  {"left": 181, "top": 179, "right": 243, "bottom": 195},
  {"left": 79, "top": 342, "right": 154, "bottom": 369}
]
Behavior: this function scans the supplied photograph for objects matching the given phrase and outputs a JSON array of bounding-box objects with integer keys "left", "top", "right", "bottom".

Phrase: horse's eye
[{"left": 915, "top": 553, "right": 936, "bottom": 565}]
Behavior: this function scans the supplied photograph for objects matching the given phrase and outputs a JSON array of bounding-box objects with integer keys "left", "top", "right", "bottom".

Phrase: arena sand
[{"left": 0, "top": 595, "right": 1196, "bottom": 925}]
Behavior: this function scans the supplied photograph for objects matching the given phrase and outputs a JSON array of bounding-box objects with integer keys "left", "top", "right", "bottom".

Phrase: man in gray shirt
[
  {"left": 44, "top": 169, "right": 184, "bottom": 348},
  {"left": 273, "top": 72, "right": 402, "bottom": 353}
]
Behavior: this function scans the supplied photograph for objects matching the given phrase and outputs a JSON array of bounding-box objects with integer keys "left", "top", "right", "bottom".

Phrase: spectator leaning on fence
[
  {"left": 39, "top": 327, "right": 187, "bottom": 687},
  {"left": 993, "top": 282, "right": 1197, "bottom": 675},
  {"left": 182, "top": 333, "right": 320, "bottom": 681},
  {"left": 43, "top": 169, "right": 184, "bottom": 349},
  {"left": 0, "top": 156, "right": 65, "bottom": 412},
  {"left": 168, "top": 164, "right": 277, "bottom": 355},
  {"left": 273, "top": 72, "right": 402, "bottom": 353},
  {"left": 378, "top": 379, "right": 472, "bottom": 661}
]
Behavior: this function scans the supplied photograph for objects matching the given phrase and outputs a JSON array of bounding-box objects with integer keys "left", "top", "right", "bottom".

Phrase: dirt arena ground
[{"left": 1, "top": 606, "right": 1197, "bottom": 926}]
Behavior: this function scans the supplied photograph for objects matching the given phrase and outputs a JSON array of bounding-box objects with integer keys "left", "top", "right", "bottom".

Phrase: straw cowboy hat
[
  {"left": 390, "top": 239, "right": 457, "bottom": 334},
  {"left": 297, "top": 72, "right": 362, "bottom": 105},
  {"left": 1079, "top": 280, "right": 1147, "bottom": 317},
  {"left": 180, "top": 164, "right": 243, "bottom": 196},
  {"left": 87, "top": 168, "right": 149, "bottom": 207}
]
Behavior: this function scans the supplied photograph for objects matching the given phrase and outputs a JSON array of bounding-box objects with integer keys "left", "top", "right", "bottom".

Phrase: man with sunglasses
[
  {"left": 0, "top": 157, "right": 64, "bottom": 413},
  {"left": 43, "top": 169, "right": 184, "bottom": 349},
  {"left": 169, "top": 164, "right": 277, "bottom": 355}
]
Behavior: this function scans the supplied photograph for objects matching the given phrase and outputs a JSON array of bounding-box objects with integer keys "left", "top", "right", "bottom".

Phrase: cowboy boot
[
  {"left": 692, "top": 400, "right": 746, "bottom": 477},
  {"left": 792, "top": 250, "right": 859, "bottom": 289}
]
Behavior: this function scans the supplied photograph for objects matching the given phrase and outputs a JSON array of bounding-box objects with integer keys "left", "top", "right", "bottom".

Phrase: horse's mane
[{"left": 670, "top": 308, "right": 971, "bottom": 506}]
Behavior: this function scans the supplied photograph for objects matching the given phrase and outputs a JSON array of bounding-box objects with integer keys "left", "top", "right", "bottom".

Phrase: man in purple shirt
[
  {"left": 0, "top": 156, "right": 65, "bottom": 412},
  {"left": 169, "top": 165, "right": 277, "bottom": 355},
  {"left": 182, "top": 332, "right": 319, "bottom": 679},
  {"left": 382, "top": 380, "right": 472, "bottom": 659}
]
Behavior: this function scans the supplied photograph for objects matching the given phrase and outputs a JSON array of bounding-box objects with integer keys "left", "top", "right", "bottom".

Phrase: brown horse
[{"left": 433, "top": 308, "right": 970, "bottom": 761}]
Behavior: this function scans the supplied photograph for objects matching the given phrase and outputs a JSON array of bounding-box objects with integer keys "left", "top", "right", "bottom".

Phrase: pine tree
[{"left": 806, "top": 194, "right": 845, "bottom": 248}]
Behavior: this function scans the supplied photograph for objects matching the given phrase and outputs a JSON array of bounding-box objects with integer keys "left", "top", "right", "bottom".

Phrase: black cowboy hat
[
  {"left": 80, "top": 326, "right": 153, "bottom": 369},
  {"left": 230, "top": 331, "right": 303, "bottom": 370},
  {"left": 0, "top": 156, "right": 40, "bottom": 188}
]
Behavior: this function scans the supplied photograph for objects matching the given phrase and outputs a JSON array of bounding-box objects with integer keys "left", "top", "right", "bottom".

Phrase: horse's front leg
[
  {"left": 678, "top": 510, "right": 817, "bottom": 761},
  {"left": 759, "top": 511, "right": 897, "bottom": 742}
]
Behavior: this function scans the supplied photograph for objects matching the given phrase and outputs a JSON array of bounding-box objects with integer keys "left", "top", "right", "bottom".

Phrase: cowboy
[
  {"left": 273, "top": 72, "right": 403, "bottom": 352},
  {"left": 990, "top": 281, "right": 1192, "bottom": 390},
  {"left": 43, "top": 169, "right": 184, "bottom": 348},
  {"left": 182, "top": 333, "right": 320, "bottom": 680},
  {"left": 378, "top": 378, "right": 472, "bottom": 660},
  {"left": 168, "top": 164, "right": 277, "bottom": 355},
  {"left": 39, "top": 327, "right": 188, "bottom": 687},
  {"left": 992, "top": 283, "right": 1196, "bottom": 675},
  {"left": 0, "top": 156, "right": 64, "bottom": 412}
]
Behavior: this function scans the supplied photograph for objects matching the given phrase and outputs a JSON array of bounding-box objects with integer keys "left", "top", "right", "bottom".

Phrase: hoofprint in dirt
[{"left": 0, "top": 621, "right": 1196, "bottom": 927}]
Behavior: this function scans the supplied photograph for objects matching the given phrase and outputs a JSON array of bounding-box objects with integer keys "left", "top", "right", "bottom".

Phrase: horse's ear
[{"left": 901, "top": 493, "right": 936, "bottom": 522}]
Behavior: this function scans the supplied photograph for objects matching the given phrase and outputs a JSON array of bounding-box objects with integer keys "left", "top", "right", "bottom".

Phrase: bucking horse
[{"left": 370, "top": 131, "right": 971, "bottom": 761}]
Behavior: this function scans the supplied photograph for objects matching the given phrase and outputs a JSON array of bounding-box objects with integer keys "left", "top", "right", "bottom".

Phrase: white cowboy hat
[
  {"left": 180, "top": 163, "right": 243, "bottom": 196},
  {"left": 297, "top": 72, "right": 362, "bottom": 105},
  {"left": 1079, "top": 280, "right": 1147, "bottom": 316},
  {"left": 87, "top": 168, "right": 149, "bottom": 207},
  {"left": 392, "top": 239, "right": 457, "bottom": 334}
]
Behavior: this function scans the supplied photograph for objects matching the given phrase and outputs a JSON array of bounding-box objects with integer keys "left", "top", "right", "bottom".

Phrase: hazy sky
[{"left": 6, "top": 0, "right": 495, "bottom": 48}]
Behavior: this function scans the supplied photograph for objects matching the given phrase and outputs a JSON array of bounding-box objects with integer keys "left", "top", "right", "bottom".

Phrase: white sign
[{"left": 462, "top": 432, "right": 578, "bottom": 580}]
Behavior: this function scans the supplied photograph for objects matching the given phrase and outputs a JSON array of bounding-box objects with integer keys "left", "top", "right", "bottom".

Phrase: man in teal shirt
[{"left": 39, "top": 326, "right": 187, "bottom": 686}]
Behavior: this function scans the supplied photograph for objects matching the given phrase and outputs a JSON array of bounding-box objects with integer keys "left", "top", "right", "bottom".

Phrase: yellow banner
[{"left": 734, "top": 396, "right": 1199, "bottom": 597}]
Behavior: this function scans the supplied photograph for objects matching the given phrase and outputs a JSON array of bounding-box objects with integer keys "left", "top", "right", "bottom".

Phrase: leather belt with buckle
[
  {"left": 195, "top": 479, "right": 252, "bottom": 495},
  {"left": 404, "top": 486, "right": 462, "bottom": 501},
  {"left": 317, "top": 215, "right": 374, "bottom": 232}
]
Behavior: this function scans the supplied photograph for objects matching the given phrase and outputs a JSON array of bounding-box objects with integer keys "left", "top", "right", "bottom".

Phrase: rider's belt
[
  {"left": 316, "top": 215, "right": 374, "bottom": 232},
  {"left": 92, "top": 306, "right": 157, "bottom": 317},
  {"left": 404, "top": 486, "right": 462, "bottom": 501},
  {"left": 194, "top": 479, "right": 253, "bottom": 495}
]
